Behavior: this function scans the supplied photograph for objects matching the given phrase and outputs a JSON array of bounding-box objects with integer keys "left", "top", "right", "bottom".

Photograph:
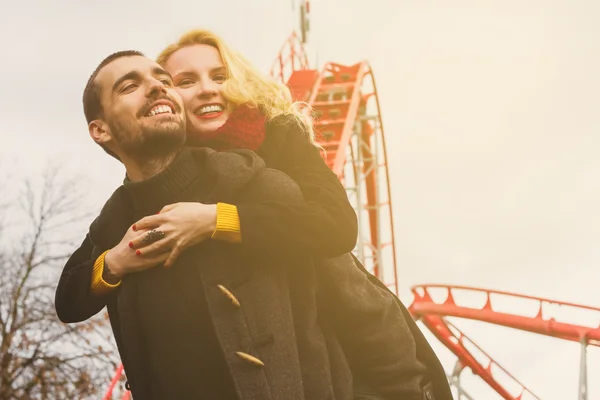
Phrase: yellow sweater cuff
[
  {"left": 90, "top": 250, "right": 121, "bottom": 295},
  {"left": 211, "top": 203, "right": 242, "bottom": 243}
]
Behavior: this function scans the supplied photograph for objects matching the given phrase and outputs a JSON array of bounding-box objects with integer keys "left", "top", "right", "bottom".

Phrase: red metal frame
[
  {"left": 410, "top": 284, "right": 600, "bottom": 398},
  {"left": 307, "top": 62, "right": 365, "bottom": 175},
  {"left": 266, "top": 32, "right": 399, "bottom": 292},
  {"left": 411, "top": 284, "right": 600, "bottom": 346},
  {"left": 269, "top": 31, "right": 309, "bottom": 84},
  {"left": 102, "top": 364, "right": 123, "bottom": 400},
  {"left": 304, "top": 61, "right": 398, "bottom": 292},
  {"left": 359, "top": 63, "right": 398, "bottom": 292},
  {"left": 416, "top": 315, "right": 541, "bottom": 400},
  {"left": 103, "top": 363, "right": 130, "bottom": 400},
  {"left": 268, "top": 19, "right": 600, "bottom": 399}
]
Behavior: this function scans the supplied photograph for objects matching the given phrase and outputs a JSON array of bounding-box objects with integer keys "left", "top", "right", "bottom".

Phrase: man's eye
[
  {"left": 160, "top": 79, "right": 173, "bottom": 86},
  {"left": 122, "top": 84, "right": 137, "bottom": 92}
]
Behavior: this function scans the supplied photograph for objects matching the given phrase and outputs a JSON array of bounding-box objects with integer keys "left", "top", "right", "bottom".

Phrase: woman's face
[{"left": 163, "top": 44, "right": 231, "bottom": 136}]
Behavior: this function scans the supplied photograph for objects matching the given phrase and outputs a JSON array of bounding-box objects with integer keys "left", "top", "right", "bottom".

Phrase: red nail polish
[
  {"left": 136, "top": 250, "right": 141, "bottom": 256},
  {"left": 128, "top": 242, "right": 133, "bottom": 248},
  {"left": 132, "top": 224, "right": 137, "bottom": 231}
]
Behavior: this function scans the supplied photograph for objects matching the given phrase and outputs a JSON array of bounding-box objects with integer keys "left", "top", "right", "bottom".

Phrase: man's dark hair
[{"left": 82, "top": 50, "right": 145, "bottom": 160}]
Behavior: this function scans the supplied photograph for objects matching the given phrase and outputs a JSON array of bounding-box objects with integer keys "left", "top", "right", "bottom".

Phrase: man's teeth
[
  {"left": 198, "top": 105, "right": 224, "bottom": 115},
  {"left": 147, "top": 105, "right": 173, "bottom": 117}
]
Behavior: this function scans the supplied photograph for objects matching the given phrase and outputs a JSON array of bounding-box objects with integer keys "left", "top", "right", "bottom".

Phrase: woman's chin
[{"left": 189, "top": 119, "right": 226, "bottom": 137}]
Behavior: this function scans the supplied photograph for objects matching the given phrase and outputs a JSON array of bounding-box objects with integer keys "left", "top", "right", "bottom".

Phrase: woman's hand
[
  {"left": 105, "top": 226, "right": 169, "bottom": 279},
  {"left": 129, "top": 202, "right": 218, "bottom": 268}
]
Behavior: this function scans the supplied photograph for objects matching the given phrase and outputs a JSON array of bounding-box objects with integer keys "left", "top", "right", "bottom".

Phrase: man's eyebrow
[
  {"left": 152, "top": 67, "right": 172, "bottom": 80},
  {"left": 112, "top": 68, "right": 172, "bottom": 92},
  {"left": 112, "top": 71, "right": 140, "bottom": 92}
]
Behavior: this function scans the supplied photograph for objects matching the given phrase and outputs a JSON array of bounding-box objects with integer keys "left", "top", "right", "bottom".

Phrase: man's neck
[{"left": 124, "top": 151, "right": 179, "bottom": 182}]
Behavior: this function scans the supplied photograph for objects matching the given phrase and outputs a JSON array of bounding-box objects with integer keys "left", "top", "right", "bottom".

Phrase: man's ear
[{"left": 89, "top": 120, "right": 112, "bottom": 145}]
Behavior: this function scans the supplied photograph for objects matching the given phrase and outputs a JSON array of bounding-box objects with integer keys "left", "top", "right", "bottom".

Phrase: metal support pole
[
  {"left": 451, "top": 360, "right": 465, "bottom": 400},
  {"left": 447, "top": 369, "right": 475, "bottom": 400},
  {"left": 578, "top": 337, "right": 588, "bottom": 400},
  {"left": 352, "top": 126, "right": 365, "bottom": 265}
]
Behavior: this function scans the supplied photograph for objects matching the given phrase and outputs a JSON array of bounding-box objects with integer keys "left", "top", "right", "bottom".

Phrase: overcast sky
[{"left": 2, "top": 0, "right": 599, "bottom": 398}]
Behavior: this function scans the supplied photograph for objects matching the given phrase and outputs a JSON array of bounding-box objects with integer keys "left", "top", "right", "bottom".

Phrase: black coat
[
  {"left": 55, "top": 115, "right": 358, "bottom": 323},
  {"left": 240, "top": 115, "right": 358, "bottom": 257},
  {"left": 54, "top": 115, "right": 452, "bottom": 400},
  {"left": 62, "top": 148, "right": 354, "bottom": 399}
]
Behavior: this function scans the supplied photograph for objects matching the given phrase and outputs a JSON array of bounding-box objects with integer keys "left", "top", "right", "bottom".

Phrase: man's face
[{"left": 92, "top": 55, "right": 186, "bottom": 160}]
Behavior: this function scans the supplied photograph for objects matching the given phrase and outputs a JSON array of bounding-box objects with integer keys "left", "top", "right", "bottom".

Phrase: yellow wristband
[
  {"left": 90, "top": 250, "right": 121, "bottom": 295},
  {"left": 211, "top": 203, "right": 242, "bottom": 243}
]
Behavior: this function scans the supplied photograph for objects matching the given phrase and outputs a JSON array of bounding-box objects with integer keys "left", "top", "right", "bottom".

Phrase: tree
[{"left": 0, "top": 166, "right": 117, "bottom": 399}]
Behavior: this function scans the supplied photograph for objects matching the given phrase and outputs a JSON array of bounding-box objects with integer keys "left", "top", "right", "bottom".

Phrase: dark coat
[
  {"left": 54, "top": 115, "right": 452, "bottom": 399},
  {"left": 54, "top": 115, "right": 357, "bottom": 320},
  {"left": 62, "top": 148, "right": 354, "bottom": 399},
  {"left": 237, "top": 115, "right": 358, "bottom": 258},
  {"left": 318, "top": 254, "right": 453, "bottom": 400}
]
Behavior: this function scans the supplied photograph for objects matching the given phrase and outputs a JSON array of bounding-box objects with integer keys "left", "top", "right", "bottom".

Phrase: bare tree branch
[{"left": 0, "top": 165, "right": 117, "bottom": 400}]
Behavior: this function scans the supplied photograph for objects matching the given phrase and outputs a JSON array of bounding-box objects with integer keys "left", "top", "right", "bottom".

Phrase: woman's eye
[
  {"left": 176, "top": 79, "right": 194, "bottom": 87},
  {"left": 213, "top": 75, "right": 226, "bottom": 83}
]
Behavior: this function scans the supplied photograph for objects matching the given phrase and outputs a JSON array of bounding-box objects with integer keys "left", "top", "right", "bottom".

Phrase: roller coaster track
[{"left": 410, "top": 285, "right": 600, "bottom": 399}]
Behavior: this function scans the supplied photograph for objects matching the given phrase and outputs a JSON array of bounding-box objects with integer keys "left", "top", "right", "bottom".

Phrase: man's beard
[{"left": 110, "top": 118, "right": 186, "bottom": 162}]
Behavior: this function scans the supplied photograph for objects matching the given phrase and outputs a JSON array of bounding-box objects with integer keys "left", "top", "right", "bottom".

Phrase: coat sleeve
[
  {"left": 236, "top": 117, "right": 358, "bottom": 258},
  {"left": 54, "top": 234, "right": 116, "bottom": 323}
]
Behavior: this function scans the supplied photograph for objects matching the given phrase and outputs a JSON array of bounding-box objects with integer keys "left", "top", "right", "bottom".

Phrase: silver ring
[{"left": 143, "top": 229, "right": 165, "bottom": 245}]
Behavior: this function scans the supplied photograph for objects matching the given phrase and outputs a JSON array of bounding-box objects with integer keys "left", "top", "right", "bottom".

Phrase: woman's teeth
[{"left": 198, "top": 104, "right": 224, "bottom": 115}]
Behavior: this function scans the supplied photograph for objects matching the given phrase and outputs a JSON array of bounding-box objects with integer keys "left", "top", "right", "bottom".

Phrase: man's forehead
[{"left": 96, "top": 55, "right": 161, "bottom": 88}]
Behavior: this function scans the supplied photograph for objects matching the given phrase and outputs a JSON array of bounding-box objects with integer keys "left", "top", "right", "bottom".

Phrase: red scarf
[{"left": 186, "top": 104, "right": 267, "bottom": 151}]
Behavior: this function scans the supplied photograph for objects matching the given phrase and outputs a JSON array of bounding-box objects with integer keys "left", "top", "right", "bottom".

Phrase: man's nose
[{"left": 147, "top": 79, "right": 168, "bottom": 96}]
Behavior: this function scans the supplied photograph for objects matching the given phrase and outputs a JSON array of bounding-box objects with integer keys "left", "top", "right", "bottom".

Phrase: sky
[{"left": 2, "top": 0, "right": 600, "bottom": 398}]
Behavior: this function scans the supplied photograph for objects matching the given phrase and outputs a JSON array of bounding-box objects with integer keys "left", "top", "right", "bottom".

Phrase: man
[{"left": 55, "top": 51, "right": 451, "bottom": 400}]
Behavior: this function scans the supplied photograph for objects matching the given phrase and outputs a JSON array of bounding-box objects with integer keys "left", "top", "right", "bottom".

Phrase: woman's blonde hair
[{"left": 157, "top": 29, "right": 315, "bottom": 142}]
